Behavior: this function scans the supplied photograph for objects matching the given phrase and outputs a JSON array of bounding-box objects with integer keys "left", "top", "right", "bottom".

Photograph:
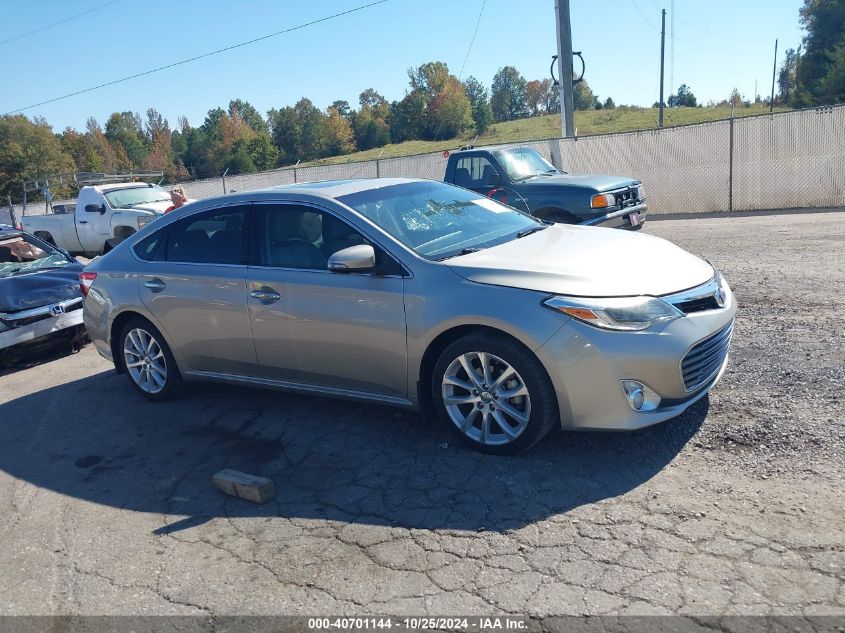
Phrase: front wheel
[
  {"left": 119, "top": 318, "right": 182, "bottom": 401},
  {"left": 432, "top": 333, "right": 559, "bottom": 454}
]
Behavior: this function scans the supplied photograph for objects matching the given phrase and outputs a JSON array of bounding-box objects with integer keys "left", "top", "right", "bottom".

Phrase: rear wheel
[
  {"left": 119, "top": 318, "right": 182, "bottom": 401},
  {"left": 432, "top": 333, "right": 558, "bottom": 454}
]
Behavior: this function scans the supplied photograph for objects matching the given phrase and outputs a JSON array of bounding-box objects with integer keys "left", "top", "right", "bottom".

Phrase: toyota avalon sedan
[{"left": 81, "top": 178, "right": 735, "bottom": 454}]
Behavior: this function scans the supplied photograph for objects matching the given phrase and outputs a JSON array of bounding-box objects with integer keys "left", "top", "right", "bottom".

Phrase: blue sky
[{"left": 1, "top": 0, "right": 804, "bottom": 132}]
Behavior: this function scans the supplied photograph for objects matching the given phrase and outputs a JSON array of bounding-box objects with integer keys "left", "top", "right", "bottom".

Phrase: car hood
[
  {"left": 0, "top": 263, "right": 84, "bottom": 312},
  {"left": 517, "top": 173, "right": 639, "bottom": 192},
  {"left": 446, "top": 224, "right": 714, "bottom": 297}
]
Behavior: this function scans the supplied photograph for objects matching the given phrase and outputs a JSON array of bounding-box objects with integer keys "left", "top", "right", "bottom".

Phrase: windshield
[
  {"left": 493, "top": 148, "right": 558, "bottom": 181},
  {"left": 104, "top": 185, "right": 170, "bottom": 209},
  {"left": 337, "top": 181, "right": 542, "bottom": 260},
  {"left": 0, "top": 234, "right": 73, "bottom": 278}
]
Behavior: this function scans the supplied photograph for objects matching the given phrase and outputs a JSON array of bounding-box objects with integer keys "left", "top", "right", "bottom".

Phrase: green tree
[
  {"left": 777, "top": 49, "right": 800, "bottom": 104},
  {"left": 295, "top": 98, "right": 325, "bottom": 161},
  {"left": 490, "top": 66, "right": 528, "bottom": 122},
  {"left": 408, "top": 61, "right": 450, "bottom": 97},
  {"left": 426, "top": 76, "right": 473, "bottom": 139},
  {"left": 320, "top": 106, "right": 356, "bottom": 156},
  {"left": 794, "top": 0, "right": 845, "bottom": 105},
  {"left": 105, "top": 111, "right": 148, "bottom": 167},
  {"left": 353, "top": 107, "right": 391, "bottom": 150},
  {"left": 389, "top": 90, "right": 428, "bottom": 142},
  {"left": 573, "top": 80, "right": 596, "bottom": 111},
  {"left": 0, "top": 115, "right": 74, "bottom": 202},
  {"left": 229, "top": 99, "right": 269, "bottom": 134},
  {"left": 463, "top": 76, "right": 493, "bottom": 134},
  {"left": 603, "top": 97, "right": 616, "bottom": 109},
  {"left": 667, "top": 84, "right": 698, "bottom": 107},
  {"left": 247, "top": 133, "right": 278, "bottom": 171},
  {"left": 267, "top": 106, "right": 300, "bottom": 165},
  {"left": 525, "top": 80, "right": 547, "bottom": 116},
  {"left": 331, "top": 100, "right": 352, "bottom": 118}
]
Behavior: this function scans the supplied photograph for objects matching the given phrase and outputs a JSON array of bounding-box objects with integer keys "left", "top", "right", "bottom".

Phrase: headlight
[
  {"left": 543, "top": 295, "right": 683, "bottom": 331},
  {"left": 636, "top": 185, "right": 645, "bottom": 200},
  {"left": 137, "top": 215, "right": 154, "bottom": 230},
  {"left": 590, "top": 192, "right": 616, "bottom": 209}
]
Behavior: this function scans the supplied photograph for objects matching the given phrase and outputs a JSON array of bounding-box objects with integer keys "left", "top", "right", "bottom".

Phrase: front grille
[
  {"left": 681, "top": 321, "right": 733, "bottom": 391},
  {"left": 6, "top": 313, "right": 52, "bottom": 327},
  {"left": 615, "top": 187, "right": 640, "bottom": 207},
  {"left": 675, "top": 295, "right": 721, "bottom": 314}
]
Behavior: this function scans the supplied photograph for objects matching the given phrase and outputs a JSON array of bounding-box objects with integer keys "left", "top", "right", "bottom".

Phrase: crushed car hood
[
  {"left": 0, "top": 263, "right": 84, "bottom": 312},
  {"left": 446, "top": 224, "right": 714, "bottom": 297}
]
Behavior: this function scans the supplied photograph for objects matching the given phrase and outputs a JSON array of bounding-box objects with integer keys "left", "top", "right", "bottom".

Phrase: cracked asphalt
[{"left": 0, "top": 211, "right": 842, "bottom": 619}]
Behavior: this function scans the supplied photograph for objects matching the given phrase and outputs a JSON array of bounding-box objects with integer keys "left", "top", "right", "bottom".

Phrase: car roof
[
  {"left": 454, "top": 144, "right": 535, "bottom": 154},
  {"left": 268, "top": 177, "right": 424, "bottom": 198},
  {"left": 157, "top": 177, "right": 438, "bottom": 222},
  {"left": 92, "top": 182, "right": 162, "bottom": 193}
]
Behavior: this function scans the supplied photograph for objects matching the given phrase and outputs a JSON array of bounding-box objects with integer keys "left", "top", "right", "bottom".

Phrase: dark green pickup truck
[{"left": 443, "top": 145, "right": 647, "bottom": 229}]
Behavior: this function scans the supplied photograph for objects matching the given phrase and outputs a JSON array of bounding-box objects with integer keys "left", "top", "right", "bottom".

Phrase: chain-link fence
[
  {"left": 175, "top": 104, "right": 844, "bottom": 215},
  {"left": 4, "top": 104, "right": 843, "bottom": 227}
]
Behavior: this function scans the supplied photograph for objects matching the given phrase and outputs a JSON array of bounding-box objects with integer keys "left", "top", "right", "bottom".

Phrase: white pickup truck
[{"left": 21, "top": 182, "right": 175, "bottom": 256}]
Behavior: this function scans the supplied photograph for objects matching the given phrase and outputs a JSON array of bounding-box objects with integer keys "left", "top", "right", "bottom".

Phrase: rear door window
[{"left": 165, "top": 206, "right": 248, "bottom": 265}]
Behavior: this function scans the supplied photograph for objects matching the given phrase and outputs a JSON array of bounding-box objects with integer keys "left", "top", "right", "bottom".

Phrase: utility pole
[
  {"left": 555, "top": 0, "right": 575, "bottom": 137},
  {"left": 659, "top": 8, "right": 666, "bottom": 128},
  {"left": 770, "top": 39, "right": 778, "bottom": 112}
]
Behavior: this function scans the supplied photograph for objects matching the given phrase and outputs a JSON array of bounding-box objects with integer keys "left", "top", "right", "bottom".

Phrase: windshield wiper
[
  {"left": 515, "top": 226, "right": 548, "bottom": 239},
  {"left": 436, "top": 247, "right": 483, "bottom": 261}
]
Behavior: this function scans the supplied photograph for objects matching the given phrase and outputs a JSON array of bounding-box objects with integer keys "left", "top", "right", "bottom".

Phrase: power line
[
  {"left": 458, "top": 0, "right": 487, "bottom": 80},
  {"left": 0, "top": 0, "right": 123, "bottom": 46},
  {"left": 2, "top": 0, "right": 390, "bottom": 116},
  {"left": 629, "top": 0, "right": 659, "bottom": 33}
]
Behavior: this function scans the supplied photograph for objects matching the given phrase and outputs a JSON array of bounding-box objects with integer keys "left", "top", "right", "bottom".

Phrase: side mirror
[
  {"left": 487, "top": 172, "right": 500, "bottom": 187},
  {"left": 328, "top": 244, "right": 375, "bottom": 273},
  {"left": 85, "top": 203, "right": 105, "bottom": 214}
]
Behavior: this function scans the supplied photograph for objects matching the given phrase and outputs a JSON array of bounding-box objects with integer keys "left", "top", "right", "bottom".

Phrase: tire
[
  {"left": 119, "top": 317, "right": 182, "bottom": 401},
  {"left": 431, "top": 333, "right": 559, "bottom": 455}
]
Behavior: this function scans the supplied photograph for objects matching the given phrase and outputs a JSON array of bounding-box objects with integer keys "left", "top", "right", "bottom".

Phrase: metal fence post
[
  {"left": 376, "top": 159, "right": 381, "bottom": 178},
  {"left": 728, "top": 110, "right": 735, "bottom": 212}
]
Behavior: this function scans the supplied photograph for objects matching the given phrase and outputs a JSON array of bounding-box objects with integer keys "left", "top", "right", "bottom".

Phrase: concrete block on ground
[{"left": 212, "top": 469, "right": 275, "bottom": 504}]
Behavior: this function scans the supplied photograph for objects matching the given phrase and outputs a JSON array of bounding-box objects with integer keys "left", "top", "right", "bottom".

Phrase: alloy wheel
[
  {"left": 123, "top": 327, "right": 167, "bottom": 394},
  {"left": 441, "top": 351, "right": 532, "bottom": 446}
]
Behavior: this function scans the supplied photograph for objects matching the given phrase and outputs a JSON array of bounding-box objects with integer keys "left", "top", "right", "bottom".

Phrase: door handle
[
  {"left": 250, "top": 288, "right": 281, "bottom": 303},
  {"left": 144, "top": 278, "right": 166, "bottom": 292},
  {"left": 78, "top": 220, "right": 88, "bottom": 224}
]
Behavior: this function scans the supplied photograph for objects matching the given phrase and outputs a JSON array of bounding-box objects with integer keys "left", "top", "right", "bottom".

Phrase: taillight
[{"left": 79, "top": 272, "right": 97, "bottom": 297}]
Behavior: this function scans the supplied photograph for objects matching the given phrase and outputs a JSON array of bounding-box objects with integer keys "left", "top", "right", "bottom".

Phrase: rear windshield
[{"left": 0, "top": 234, "right": 73, "bottom": 278}]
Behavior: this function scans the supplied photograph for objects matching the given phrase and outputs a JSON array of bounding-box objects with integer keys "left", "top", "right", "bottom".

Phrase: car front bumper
[
  {"left": 0, "top": 304, "right": 85, "bottom": 351},
  {"left": 535, "top": 288, "right": 736, "bottom": 431},
  {"left": 581, "top": 203, "right": 647, "bottom": 230}
]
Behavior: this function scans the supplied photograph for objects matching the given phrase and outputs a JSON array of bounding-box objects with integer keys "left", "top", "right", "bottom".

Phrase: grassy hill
[{"left": 307, "top": 104, "right": 788, "bottom": 167}]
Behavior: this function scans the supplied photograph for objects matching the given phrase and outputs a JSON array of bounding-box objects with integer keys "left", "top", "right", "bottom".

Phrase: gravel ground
[{"left": 0, "top": 211, "right": 842, "bottom": 621}]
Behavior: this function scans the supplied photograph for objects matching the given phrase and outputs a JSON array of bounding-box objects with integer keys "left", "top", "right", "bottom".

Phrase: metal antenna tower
[{"left": 669, "top": 0, "right": 675, "bottom": 98}]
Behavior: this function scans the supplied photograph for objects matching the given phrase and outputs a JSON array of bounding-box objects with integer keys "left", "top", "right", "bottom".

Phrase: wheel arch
[
  {"left": 33, "top": 230, "right": 56, "bottom": 245},
  {"left": 416, "top": 324, "right": 557, "bottom": 421},
  {"left": 533, "top": 207, "right": 580, "bottom": 224},
  {"left": 109, "top": 310, "right": 179, "bottom": 376}
]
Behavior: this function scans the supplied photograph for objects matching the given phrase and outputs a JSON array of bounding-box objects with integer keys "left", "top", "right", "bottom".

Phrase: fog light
[{"left": 620, "top": 380, "right": 661, "bottom": 412}]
